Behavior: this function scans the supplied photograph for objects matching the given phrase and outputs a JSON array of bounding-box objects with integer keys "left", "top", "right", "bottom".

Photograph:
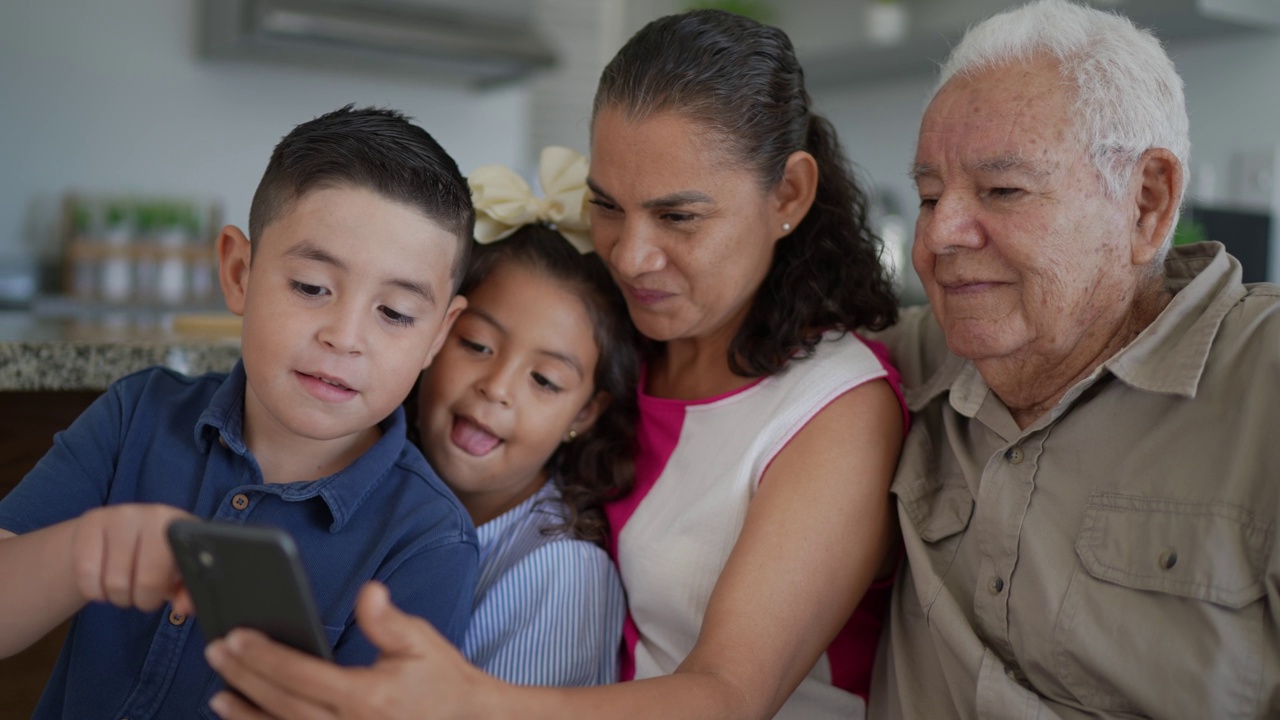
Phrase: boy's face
[{"left": 219, "top": 185, "right": 464, "bottom": 455}]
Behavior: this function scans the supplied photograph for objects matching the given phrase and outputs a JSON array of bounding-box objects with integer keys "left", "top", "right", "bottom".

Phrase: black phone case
[{"left": 167, "top": 520, "right": 333, "bottom": 661}]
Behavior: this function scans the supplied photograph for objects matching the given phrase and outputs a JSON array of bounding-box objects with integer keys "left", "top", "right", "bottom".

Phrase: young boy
[{"left": 0, "top": 106, "right": 478, "bottom": 718}]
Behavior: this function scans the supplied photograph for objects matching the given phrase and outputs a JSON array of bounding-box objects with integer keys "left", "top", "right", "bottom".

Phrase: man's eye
[
  {"left": 988, "top": 187, "right": 1023, "bottom": 199},
  {"left": 290, "top": 281, "right": 328, "bottom": 297},
  {"left": 380, "top": 306, "right": 415, "bottom": 327},
  {"left": 588, "top": 198, "right": 618, "bottom": 213},
  {"left": 662, "top": 212, "right": 696, "bottom": 224},
  {"left": 918, "top": 198, "right": 938, "bottom": 209}
]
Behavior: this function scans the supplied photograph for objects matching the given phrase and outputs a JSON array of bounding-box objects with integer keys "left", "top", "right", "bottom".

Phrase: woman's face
[{"left": 587, "top": 108, "right": 784, "bottom": 344}]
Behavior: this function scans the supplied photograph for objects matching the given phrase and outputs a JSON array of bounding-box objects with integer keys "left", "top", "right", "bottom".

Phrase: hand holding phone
[{"left": 167, "top": 520, "right": 333, "bottom": 661}]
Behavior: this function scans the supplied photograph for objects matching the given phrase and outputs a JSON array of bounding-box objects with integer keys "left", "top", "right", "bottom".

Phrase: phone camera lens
[{"left": 198, "top": 550, "right": 215, "bottom": 568}]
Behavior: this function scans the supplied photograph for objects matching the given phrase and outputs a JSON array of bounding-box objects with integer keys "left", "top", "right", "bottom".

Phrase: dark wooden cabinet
[{"left": 0, "top": 391, "right": 98, "bottom": 720}]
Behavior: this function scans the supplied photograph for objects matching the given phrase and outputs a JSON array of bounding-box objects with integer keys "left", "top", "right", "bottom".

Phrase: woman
[{"left": 205, "top": 10, "right": 903, "bottom": 719}]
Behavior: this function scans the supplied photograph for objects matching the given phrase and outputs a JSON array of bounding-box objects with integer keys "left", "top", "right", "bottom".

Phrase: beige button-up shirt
[{"left": 869, "top": 243, "right": 1280, "bottom": 719}]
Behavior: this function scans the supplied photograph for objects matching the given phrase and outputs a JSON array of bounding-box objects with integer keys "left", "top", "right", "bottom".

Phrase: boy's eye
[
  {"left": 531, "top": 372, "right": 562, "bottom": 393},
  {"left": 291, "top": 281, "right": 328, "bottom": 298},
  {"left": 379, "top": 305, "right": 415, "bottom": 327}
]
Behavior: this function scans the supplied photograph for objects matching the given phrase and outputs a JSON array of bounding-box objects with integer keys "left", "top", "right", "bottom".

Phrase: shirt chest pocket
[{"left": 1054, "top": 493, "right": 1269, "bottom": 719}]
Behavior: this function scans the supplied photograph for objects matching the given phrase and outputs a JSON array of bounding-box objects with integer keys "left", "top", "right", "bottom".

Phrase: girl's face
[
  {"left": 587, "top": 108, "right": 785, "bottom": 345},
  {"left": 417, "top": 262, "right": 606, "bottom": 526}
]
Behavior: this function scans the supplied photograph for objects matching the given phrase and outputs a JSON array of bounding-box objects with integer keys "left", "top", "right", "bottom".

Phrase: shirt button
[
  {"left": 989, "top": 576, "right": 1005, "bottom": 595},
  {"left": 1003, "top": 447, "right": 1025, "bottom": 465},
  {"left": 231, "top": 493, "right": 250, "bottom": 510},
  {"left": 1160, "top": 548, "right": 1179, "bottom": 570},
  {"left": 168, "top": 611, "right": 186, "bottom": 626}
]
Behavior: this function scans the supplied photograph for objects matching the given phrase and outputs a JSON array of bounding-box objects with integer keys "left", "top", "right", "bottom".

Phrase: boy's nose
[{"left": 318, "top": 305, "right": 365, "bottom": 354}]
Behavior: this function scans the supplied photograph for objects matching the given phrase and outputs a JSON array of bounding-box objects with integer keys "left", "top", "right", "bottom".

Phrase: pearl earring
[
  {"left": 782, "top": 222, "right": 792, "bottom": 232},
  {"left": 564, "top": 429, "right": 578, "bottom": 442}
]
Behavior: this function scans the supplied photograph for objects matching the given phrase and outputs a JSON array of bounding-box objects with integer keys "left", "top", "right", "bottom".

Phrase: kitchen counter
[{"left": 0, "top": 311, "right": 241, "bottom": 391}]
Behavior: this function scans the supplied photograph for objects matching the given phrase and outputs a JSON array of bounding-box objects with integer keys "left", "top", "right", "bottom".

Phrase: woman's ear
[
  {"left": 1131, "top": 147, "right": 1184, "bottom": 266},
  {"left": 568, "top": 391, "right": 611, "bottom": 438},
  {"left": 772, "top": 150, "right": 819, "bottom": 239},
  {"left": 217, "top": 225, "right": 252, "bottom": 316}
]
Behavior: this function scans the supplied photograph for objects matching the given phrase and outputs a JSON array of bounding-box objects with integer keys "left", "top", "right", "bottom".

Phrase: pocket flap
[{"left": 1076, "top": 493, "right": 1268, "bottom": 609}]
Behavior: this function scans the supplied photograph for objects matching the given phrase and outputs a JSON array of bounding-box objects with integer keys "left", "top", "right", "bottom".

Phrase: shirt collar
[
  {"left": 1102, "top": 242, "right": 1245, "bottom": 398},
  {"left": 903, "top": 242, "right": 1244, "bottom": 415},
  {"left": 475, "top": 481, "right": 563, "bottom": 549},
  {"left": 194, "top": 360, "right": 412, "bottom": 532}
]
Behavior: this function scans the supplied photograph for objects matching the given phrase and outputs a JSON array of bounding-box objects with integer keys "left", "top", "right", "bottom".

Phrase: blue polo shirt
[{"left": 0, "top": 363, "right": 478, "bottom": 720}]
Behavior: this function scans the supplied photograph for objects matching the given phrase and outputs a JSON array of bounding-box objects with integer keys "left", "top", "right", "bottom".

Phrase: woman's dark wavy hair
[
  {"left": 593, "top": 10, "right": 898, "bottom": 377},
  {"left": 406, "top": 224, "right": 638, "bottom": 546}
]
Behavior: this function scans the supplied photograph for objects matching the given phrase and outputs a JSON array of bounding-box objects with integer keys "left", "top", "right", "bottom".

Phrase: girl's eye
[
  {"left": 459, "top": 338, "right": 490, "bottom": 354},
  {"left": 379, "top": 306, "right": 415, "bottom": 328},
  {"left": 290, "top": 281, "right": 328, "bottom": 298},
  {"left": 531, "top": 372, "right": 562, "bottom": 393}
]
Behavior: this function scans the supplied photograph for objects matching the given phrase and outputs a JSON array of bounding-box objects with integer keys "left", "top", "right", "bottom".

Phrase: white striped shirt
[{"left": 463, "top": 480, "right": 625, "bottom": 686}]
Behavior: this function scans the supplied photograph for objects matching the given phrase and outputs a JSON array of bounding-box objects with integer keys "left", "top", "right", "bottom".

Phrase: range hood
[{"left": 199, "top": 0, "right": 556, "bottom": 87}]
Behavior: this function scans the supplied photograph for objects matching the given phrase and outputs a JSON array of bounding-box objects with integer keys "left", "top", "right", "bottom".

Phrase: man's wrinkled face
[{"left": 911, "top": 57, "right": 1138, "bottom": 365}]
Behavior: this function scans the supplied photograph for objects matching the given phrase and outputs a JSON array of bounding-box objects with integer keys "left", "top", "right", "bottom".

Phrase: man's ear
[
  {"left": 217, "top": 225, "right": 252, "bottom": 317},
  {"left": 771, "top": 150, "right": 819, "bottom": 241},
  {"left": 1130, "top": 148, "right": 1184, "bottom": 266},
  {"left": 568, "top": 391, "right": 611, "bottom": 438},
  {"left": 422, "top": 295, "right": 467, "bottom": 370}
]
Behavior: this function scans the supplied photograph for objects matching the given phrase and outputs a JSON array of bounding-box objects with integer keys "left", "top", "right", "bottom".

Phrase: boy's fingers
[
  {"left": 171, "top": 586, "right": 195, "bottom": 616},
  {"left": 101, "top": 523, "right": 142, "bottom": 608},
  {"left": 356, "top": 581, "right": 438, "bottom": 658},
  {"left": 70, "top": 512, "right": 108, "bottom": 605},
  {"left": 132, "top": 510, "right": 183, "bottom": 611},
  {"left": 208, "top": 630, "right": 350, "bottom": 714}
]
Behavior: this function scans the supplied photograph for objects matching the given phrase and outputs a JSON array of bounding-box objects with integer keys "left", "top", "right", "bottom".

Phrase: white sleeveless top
[{"left": 606, "top": 331, "right": 895, "bottom": 719}]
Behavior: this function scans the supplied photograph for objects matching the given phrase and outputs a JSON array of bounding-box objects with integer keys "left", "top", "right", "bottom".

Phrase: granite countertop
[{"left": 0, "top": 311, "right": 242, "bottom": 391}]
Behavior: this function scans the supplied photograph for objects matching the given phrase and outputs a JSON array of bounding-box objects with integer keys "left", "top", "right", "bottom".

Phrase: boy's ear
[
  {"left": 422, "top": 295, "right": 468, "bottom": 370},
  {"left": 568, "top": 391, "right": 611, "bottom": 438},
  {"left": 217, "top": 225, "right": 252, "bottom": 317}
]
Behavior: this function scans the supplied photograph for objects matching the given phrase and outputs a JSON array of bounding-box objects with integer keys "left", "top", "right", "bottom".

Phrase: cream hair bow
[{"left": 469, "top": 146, "right": 593, "bottom": 254}]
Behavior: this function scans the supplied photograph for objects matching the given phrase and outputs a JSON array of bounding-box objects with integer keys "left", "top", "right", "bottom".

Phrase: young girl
[{"left": 406, "top": 150, "right": 639, "bottom": 686}]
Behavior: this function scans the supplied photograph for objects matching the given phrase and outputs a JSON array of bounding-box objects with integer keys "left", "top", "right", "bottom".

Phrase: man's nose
[{"left": 918, "top": 194, "right": 986, "bottom": 254}]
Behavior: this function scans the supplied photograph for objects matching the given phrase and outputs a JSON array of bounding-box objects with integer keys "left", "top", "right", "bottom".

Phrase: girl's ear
[
  {"left": 217, "top": 225, "right": 252, "bottom": 316},
  {"left": 568, "top": 391, "right": 611, "bottom": 438}
]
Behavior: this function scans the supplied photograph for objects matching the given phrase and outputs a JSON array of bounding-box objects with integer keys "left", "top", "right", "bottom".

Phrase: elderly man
[{"left": 870, "top": 0, "right": 1280, "bottom": 718}]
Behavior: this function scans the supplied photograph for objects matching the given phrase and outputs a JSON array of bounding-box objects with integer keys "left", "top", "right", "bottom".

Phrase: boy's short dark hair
[{"left": 248, "top": 104, "right": 474, "bottom": 292}]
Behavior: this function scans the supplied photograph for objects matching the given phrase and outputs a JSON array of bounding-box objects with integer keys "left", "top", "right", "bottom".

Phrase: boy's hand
[{"left": 69, "top": 504, "right": 195, "bottom": 611}]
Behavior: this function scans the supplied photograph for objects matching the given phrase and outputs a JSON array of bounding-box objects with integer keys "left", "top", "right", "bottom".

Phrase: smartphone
[{"left": 167, "top": 520, "right": 333, "bottom": 661}]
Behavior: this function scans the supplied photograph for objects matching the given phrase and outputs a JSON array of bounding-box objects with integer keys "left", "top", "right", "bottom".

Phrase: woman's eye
[
  {"left": 290, "top": 281, "right": 328, "bottom": 298},
  {"left": 531, "top": 372, "right": 562, "bottom": 393},
  {"left": 379, "top": 306, "right": 415, "bottom": 327}
]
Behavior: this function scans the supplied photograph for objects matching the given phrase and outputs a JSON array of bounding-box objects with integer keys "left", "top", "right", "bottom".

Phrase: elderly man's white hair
[{"left": 935, "top": 0, "right": 1188, "bottom": 242}]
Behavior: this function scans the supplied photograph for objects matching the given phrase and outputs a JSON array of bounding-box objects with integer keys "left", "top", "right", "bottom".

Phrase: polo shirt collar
[
  {"left": 903, "top": 242, "right": 1244, "bottom": 417},
  {"left": 194, "top": 360, "right": 411, "bottom": 532}
]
